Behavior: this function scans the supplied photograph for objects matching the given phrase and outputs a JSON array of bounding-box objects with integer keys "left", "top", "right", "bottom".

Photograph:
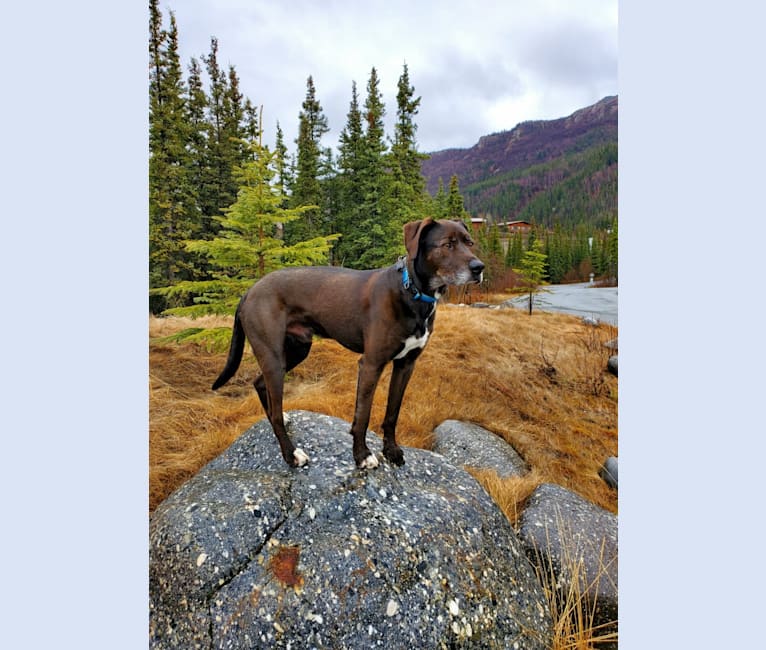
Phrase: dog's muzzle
[{"left": 470, "top": 258, "right": 485, "bottom": 283}]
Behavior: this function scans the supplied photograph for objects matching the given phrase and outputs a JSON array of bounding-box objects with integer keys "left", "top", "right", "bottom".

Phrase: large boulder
[
  {"left": 150, "top": 411, "right": 552, "bottom": 649},
  {"left": 432, "top": 420, "right": 529, "bottom": 478},
  {"left": 516, "top": 483, "right": 617, "bottom": 646}
]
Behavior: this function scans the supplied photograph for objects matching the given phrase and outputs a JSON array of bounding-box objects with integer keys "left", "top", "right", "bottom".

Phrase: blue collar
[{"left": 400, "top": 263, "right": 437, "bottom": 304}]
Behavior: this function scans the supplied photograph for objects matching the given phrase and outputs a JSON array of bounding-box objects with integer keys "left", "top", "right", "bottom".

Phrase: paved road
[{"left": 506, "top": 282, "right": 618, "bottom": 325}]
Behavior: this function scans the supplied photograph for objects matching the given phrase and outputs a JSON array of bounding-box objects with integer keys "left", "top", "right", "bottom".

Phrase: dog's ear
[{"left": 403, "top": 218, "right": 435, "bottom": 260}]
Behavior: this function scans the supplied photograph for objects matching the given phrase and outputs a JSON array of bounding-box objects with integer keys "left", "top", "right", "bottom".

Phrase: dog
[{"left": 212, "top": 218, "right": 484, "bottom": 469}]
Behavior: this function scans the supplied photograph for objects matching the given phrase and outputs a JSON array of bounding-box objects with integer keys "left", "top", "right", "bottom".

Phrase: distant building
[
  {"left": 501, "top": 220, "right": 532, "bottom": 234},
  {"left": 469, "top": 217, "right": 486, "bottom": 233}
]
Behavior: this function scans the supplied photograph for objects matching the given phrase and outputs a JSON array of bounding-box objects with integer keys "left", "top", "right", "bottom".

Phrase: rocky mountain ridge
[{"left": 422, "top": 96, "right": 618, "bottom": 196}]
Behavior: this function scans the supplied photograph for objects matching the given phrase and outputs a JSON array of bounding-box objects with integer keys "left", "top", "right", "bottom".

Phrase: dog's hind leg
[
  {"left": 253, "top": 336, "right": 311, "bottom": 417},
  {"left": 253, "top": 373, "right": 270, "bottom": 415},
  {"left": 252, "top": 345, "right": 309, "bottom": 468}
]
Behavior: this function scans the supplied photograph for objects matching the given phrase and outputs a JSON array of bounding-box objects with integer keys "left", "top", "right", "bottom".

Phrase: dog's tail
[{"left": 212, "top": 297, "right": 246, "bottom": 390}]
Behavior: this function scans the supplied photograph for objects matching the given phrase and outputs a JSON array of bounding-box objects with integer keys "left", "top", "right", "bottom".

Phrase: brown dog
[{"left": 212, "top": 218, "right": 484, "bottom": 468}]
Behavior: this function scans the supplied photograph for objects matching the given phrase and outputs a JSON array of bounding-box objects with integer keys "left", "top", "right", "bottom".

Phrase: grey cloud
[{"left": 518, "top": 21, "right": 617, "bottom": 87}]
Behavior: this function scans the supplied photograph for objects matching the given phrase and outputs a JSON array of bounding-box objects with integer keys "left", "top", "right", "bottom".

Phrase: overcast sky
[{"left": 160, "top": 0, "right": 617, "bottom": 154}]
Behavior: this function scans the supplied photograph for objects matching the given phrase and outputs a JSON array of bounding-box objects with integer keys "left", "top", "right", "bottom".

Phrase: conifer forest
[{"left": 149, "top": 1, "right": 617, "bottom": 315}]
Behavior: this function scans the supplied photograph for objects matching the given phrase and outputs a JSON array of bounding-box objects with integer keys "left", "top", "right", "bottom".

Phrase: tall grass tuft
[{"left": 528, "top": 511, "right": 618, "bottom": 649}]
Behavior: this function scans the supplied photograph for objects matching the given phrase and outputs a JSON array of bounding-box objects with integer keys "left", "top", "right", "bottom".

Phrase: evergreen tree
[
  {"left": 545, "top": 226, "right": 571, "bottom": 284},
  {"left": 287, "top": 76, "right": 330, "bottom": 244},
  {"left": 505, "top": 231, "right": 523, "bottom": 269},
  {"left": 446, "top": 174, "right": 466, "bottom": 221},
  {"left": 198, "top": 38, "right": 244, "bottom": 232},
  {"left": 243, "top": 98, "right": 260, "bottom": 142},
  {"left": 334, "top": 80, "right": 365, "bottom": 265},
  {"left": 389, "top": 64, "right": 428, "bottom": 200},
  {"left": 476, "top": 221, "right": 504, "bottom": 288},
  {"left": 225, "top": 65, "right": 248, "bottom": 163},
  {"left": 185, "top": 56, "right": 208, "bottom": 227},
  {"left": 274, "top": 121, "right": 291, "bottom": 202},
  {"left": 342, "top": 67, "right": 391, "bottom": 269},
  {"left": 383, "top": 63, "right": 429, "bottom": 257},
  {"left": 149, "top": 4, "right": 199, "bottom": 298},
  {"left": 433, "top": 178, "right": 448, "bottom": 217},
  {"left": 607, "top": 218, "right": 618, "bottom": 282},
  {"left": 152, "top": 137, "right": 339, "bottom": 317},
  {"left": 517, "top": 240, "right": 548, "bottom": 315}
]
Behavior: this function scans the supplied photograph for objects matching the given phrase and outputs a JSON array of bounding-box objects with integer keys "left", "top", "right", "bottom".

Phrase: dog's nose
[{"left": 470, "top": 259, "right": 485, "bottom": 275}]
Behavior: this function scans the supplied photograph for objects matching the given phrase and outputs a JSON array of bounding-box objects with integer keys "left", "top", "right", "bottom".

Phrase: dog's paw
[
  {"left": 359, "top": 453, "right": 379, "bottom": 470},
  {"left": 293, "top": 448, "right": 309, "bottom": 467},
  {"left": 383, "top": 445, "right": 405, "bottom": 467}
]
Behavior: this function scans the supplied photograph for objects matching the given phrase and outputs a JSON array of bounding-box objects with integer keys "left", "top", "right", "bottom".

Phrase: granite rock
[
  {"left": 432, "top": 420, "right": 529, "bottom": 478},
  {"left": 600, "top": 456, "right": 618, "bottom": 489},
  {"left": 516, "top": 483, "right": 617, "bottom": 646},
  {"left": 150, "top": 411, "right": 552, "bottom": 649}
]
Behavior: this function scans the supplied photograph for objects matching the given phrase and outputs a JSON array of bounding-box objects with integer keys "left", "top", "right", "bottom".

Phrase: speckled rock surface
[
  {"left": 150, "top": 411, "right": 552, "bottom": 649},
  {"left": 516, "top": 483, "right": 617, "bottom": 642},
  {"left": 432, "top": 420, "right": 529, "bottom": 478}
]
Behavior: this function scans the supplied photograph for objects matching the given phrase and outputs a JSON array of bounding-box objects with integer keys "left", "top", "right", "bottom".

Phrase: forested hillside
[
  {"left": 422, "top": 97, "right": 618, "bottom": 229},
  {"left": 149, "top": 1, "right": 617, "bottom": 314}
]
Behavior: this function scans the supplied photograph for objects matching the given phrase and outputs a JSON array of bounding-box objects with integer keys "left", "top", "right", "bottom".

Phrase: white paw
[
  {"left": 360, "top": 454, "right": 379, "bottom": 469},
  {"left": 293, "top": 448, "right": 309, "bottom": 466}
]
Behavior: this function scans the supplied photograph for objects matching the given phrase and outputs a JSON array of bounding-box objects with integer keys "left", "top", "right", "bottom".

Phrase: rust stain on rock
[{"left": 269, "top": 545, "right": 303, "bottom": 588}]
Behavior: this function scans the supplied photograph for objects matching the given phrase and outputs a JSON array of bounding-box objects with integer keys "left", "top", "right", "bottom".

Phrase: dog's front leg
[
  {"left": 380, "top": 357, "right": 417, "bottom": 466},
  {"left": 350, "top": 357, "right": 385, "bottom": 469}
]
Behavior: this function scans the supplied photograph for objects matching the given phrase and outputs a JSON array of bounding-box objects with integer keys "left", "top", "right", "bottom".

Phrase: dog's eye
[
  {"left": 444, "top": 241, "right": 454, "bottom": 249},
  {"left": 466, "top": 240, "right": 474, "bottom": 247}
]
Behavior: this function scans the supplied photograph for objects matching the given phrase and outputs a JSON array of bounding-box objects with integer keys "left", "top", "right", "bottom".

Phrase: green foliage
[
  {"left": 447, "top": 174, "right": 467, "bottom": 220},
  {"left": 149, "top": 5, "right": 201, "bottom": 291},
  {"left": 516, "top": 240, "right": 548, "bottom": 315},
  {"left": 339, "top": 67, "right": 397, "bottom": 269},
  {"left": 152, "top": 137, "right": 339, "bottom": 317},
  {"left": 505, "top": 231, "right": 523, "bottom": 268},
  {"left": 153, "top": 326, "right": 234, "bottom": 353},
  {"left": 461, "top": 143, "right": 617, "bottom": 230},
  {"left": 286, "top": 76, "right": 330, "bottom": 244}
]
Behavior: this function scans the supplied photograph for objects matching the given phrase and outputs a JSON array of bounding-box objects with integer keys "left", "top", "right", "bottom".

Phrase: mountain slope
[{"left": 421, "top": 96, "right": 618, "bottom": 227}]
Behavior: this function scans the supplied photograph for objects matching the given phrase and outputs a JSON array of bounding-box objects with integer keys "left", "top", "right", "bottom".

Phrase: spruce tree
[
  {"left": 433, "top": 178, "right": 448, "bottom": 217},
  {"left": 607, "top": 218, "right": 618, "bottom": 282},
  {"left": 198, "top": 38, "right": 244, "bottom": 234},
  {"left": 152, "top": 137, "right": 339, "bottom": 317},
  {"left": 517, "top": 240, "right": 548, "bottom": 315},
  {"left": 335, "top": 80, "right": 365, "bottom": 265},
  {"left": 274, "top": 123, "right": 289, "bottom": 194},
  {"left": 383, "top": 63, "right": 429, "bottom": 257},
  {"left": 287, "top": 76, "right": 329, "bottom": 244},
  {"left": 446, "top": 174, "right": 466, "bottom": 221},
  {"left": 185, "top": 56, "right": 208, "bottom": 224},
  {"left": 389, "top": 63, "right": 427, "bottom": 200},
  {"left": 505, "top": 231, "right": 523, "bottom": 269},
  {"left": 340, "top": 67, "right": 390, "bottom": 269},
  {"left": 149, "top": 4, "right": 199, "bottom": 299}
]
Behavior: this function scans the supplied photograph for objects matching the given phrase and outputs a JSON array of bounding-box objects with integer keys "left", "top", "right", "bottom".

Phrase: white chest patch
[{"left": 394, "top": 329, "right": 430, "bottom": 359}]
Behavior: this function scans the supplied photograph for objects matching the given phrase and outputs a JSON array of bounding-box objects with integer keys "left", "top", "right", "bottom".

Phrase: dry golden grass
[{"left": 149, "top": 306, "right": 617, "bottom": 517}]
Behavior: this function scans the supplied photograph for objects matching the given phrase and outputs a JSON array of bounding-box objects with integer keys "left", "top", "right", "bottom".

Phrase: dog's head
[{"left": 403, "top": 218, "right": 484, "bottom": 290}]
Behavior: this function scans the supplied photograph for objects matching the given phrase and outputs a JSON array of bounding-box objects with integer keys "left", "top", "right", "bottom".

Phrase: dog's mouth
[
  {"left": 470, "top": 270, "right": 484, "bottom": 284},
  {"left": 470, "top": 259, "right": 485, "bottom": 283},
  {"left": 437, "top": 267, "right": 485, "bottom": 287}
]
